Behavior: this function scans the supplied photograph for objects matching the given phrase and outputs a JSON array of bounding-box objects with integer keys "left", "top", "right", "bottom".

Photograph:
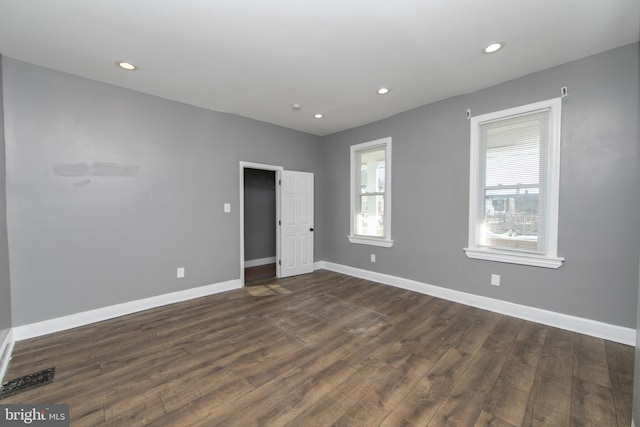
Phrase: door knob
[{"left": 309, "top": 228, "right": 314, "bottom": 232}]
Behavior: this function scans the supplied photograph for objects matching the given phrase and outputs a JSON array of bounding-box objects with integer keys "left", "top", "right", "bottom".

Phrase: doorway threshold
[{"left": 244, "top": 263, "right": 276, "bottom": 286}]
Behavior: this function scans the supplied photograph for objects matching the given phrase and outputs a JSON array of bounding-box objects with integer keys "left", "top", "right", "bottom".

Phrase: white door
[{"left": 278, "top": 170, "right": 314, "bottom": 278}]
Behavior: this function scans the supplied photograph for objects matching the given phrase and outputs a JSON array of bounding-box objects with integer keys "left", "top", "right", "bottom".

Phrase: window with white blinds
[{"left": 465, "top": 98, "right": 564, "bottom": 268}]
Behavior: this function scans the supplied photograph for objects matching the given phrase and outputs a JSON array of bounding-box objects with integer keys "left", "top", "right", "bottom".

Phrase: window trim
[
  {"left": 464, "top": 98, "right": 564, "bottom": 268},
  {"left": 348, "top": 137, "right": 393, "bottom": 248}
]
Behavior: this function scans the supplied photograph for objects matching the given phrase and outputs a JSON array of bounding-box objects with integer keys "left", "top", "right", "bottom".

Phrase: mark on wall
[
  {"left": 73, "top": 179, "right": 92, "bottom": 187},
  {"left": 54, "top": 162, "right": 139, "bottom": 185},
  {"left": 54, "top": 162, "right": 139, "bottom": 177},
  {"left": 90, "top": 162, "right": 139, "bottom": 177},
  {"left": 53, "top": 163, "right": 90, "bottom": 177}
]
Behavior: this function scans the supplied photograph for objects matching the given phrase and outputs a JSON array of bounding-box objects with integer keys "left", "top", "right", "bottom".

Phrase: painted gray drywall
[
  {"left": 0, "top": 55, "right": 12, "bottom": 344},
  {"left": 244, "top": 168, "right": 276, "bottom": 261},
  {"left": 322, "top": 43, "right": 640, "bottom": 328},
  {"left": 3, "top": 58, "right": 323, "bottom": 326}
]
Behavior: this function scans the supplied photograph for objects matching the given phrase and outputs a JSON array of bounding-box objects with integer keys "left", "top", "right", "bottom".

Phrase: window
[
  {"left": 465, "top": 98, "right": 564, "bottom": 268},
  {"left": 349, "top": 137, "right": 393, "bottom": 247}
]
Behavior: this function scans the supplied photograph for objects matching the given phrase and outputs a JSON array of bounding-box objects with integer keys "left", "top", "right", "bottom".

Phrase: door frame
[{"left": 239, "top": 161, "right": 283, "bottom": 286}]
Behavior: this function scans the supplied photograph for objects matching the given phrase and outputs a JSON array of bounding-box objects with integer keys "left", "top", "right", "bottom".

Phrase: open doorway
[
  {"left": 243, "top": 167, "right": 276, "bottom": 284},
  {"left": 239, "top": 162, "right": 315, "bottom": 286},
  {"left": 239, "top": 162, "right": 283, "bottom": 286}
]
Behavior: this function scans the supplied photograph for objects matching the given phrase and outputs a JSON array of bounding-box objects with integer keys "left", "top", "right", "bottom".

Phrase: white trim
[
  {"left": 347, "top": 235, "right": 394, "bottom": 248},
  {"left": 316, "top": 261, "right": 635, "bottom": 346},
  {"left": 467, "top": 98, "right": 563, "bottom": 268},
  {"left": 349, "top": 137, "right": 393, "bottom": 248},
  {"left": 239, "top": 162, "right": 283, "bottom": 285},
  {"left": 0, "top": 329, "right": 15, "bottom": 383},
  {"left": 13, "top": 279, "right": 241, "bottom": 341},
  {"left": 244, "top": 257, "right": 277, "bottom": 268},
  {"left": 464, "top": 247, "right": 563, "bottom": 269}
]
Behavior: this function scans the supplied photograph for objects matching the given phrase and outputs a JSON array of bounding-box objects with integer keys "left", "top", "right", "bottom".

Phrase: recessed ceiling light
[
  {"left": 291, "top": 104, "right": 302, "bottom": 110},
  {"left": 117, "top": 61, "right": 137, "bottom": 71},
  {"left": 483, "top": 42, "right": 504, "bottom": 54},
  {"left": 377, "top": 88, "right": 390, "bottom": 95},
  {"left": 313, "top": 113, "right": 324, "bottom": 119}
]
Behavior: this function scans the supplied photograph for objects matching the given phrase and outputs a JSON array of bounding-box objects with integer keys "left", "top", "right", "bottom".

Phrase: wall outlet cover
[{"left": 491, "top": 274, "right": 500, "bottom": 286}]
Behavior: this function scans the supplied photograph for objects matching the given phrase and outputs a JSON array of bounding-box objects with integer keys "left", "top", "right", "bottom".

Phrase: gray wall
[
  {"left": 0, "top": 55, "right": 12, "bottom": 344},
  {"left": 3, "top": 58, "right": 323, "bottom": 326},
  {"left": 321, "top": 43, "right": 640, "bottom": 328},
  {"left": 2, "top": 44, "right": 638, "bottom": 331},
  {"left": 244, "top": 168, "right": 276, "bottom": 262}
]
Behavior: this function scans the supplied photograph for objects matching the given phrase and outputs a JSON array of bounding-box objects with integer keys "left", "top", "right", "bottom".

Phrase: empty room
[{"left": 0, "top": 1, "right": 639, "bottom": 426}]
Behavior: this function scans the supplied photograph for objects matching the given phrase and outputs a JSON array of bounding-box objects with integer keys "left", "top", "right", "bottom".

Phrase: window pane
[
  {"left": 360, "top": 164, "right": 368, "bottom": 194},
  {"left": 481, "top": 188, "right": 540, "bottom": 252},
  {"left": 478, "top": 110, "right": 549, "bottom": 254},
  {"left": 357, "top": 147, "right": 386, "bottom": 194},
  {"left": 356, "top": 195, "right": 385, "bottom": 237},
  {"left": 377, "top": 164, "right": 385, "bottom": 192}
]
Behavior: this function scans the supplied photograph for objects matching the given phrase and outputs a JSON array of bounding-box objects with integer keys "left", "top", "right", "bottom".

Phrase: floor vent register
[{"left": 0, "top": 367, "right": 55, "bottom": 399}]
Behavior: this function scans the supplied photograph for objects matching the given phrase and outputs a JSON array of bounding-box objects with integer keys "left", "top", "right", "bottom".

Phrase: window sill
[
  {"left": 464, "top": 247, "right": 563, "bottom": 269},
  {"left": 348, "top": 235, "right": 394, "bottom": 248}
]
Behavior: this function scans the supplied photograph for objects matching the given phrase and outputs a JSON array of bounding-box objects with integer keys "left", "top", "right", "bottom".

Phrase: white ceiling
[{"left": 0, "top": 1, "right": 638, "bottom": 136}]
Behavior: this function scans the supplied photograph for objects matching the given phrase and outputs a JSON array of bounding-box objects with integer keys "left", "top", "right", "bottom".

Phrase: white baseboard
[
  {"left": 244, "top": 257, "right": 277, "bottom": 268},
  {"left": 316, "top": 261, "right": 636, "bottom": 346},
  {"left": 13, "top": 279, "right": 242, "bottom": 341},
  {"left": 0, "top": 329, "right": 15, "bottom": 383},
  {"left": 9, "top": 263, "right": 636, "bottom": 347}
]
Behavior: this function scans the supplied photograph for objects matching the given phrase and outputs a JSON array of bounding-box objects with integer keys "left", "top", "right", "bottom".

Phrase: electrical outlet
[
  {"left": 491, "top": 274, "right": 500, "bottom": 286},
  {"left": 224, "top": 203, "right": 231, "bottom": 213},
  {"left": 371, "top": 254, "right": 376, "bottom": 263},
  {"left": 177, "top": 267, "right": 185, "bottom": 278}
]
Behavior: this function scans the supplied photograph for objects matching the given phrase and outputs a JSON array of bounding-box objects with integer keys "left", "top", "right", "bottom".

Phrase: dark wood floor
[
  {"left": 2, "top": 270, "right": 634, "bottom": 426},
  {"left": 244, "top": 263, "right": 276, "bottom": 285}
]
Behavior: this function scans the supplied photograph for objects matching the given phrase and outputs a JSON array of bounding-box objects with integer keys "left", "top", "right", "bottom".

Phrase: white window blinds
[{"left": 478, "top": 110, "right": 549, "bottom": 253}]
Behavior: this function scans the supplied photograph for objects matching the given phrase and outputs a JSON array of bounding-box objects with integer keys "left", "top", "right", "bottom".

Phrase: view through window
[{"left": 349, "top": 137, "right": 393, "bottom": 247}]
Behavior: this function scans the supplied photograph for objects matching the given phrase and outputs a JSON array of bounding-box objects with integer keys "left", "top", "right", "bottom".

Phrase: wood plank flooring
[
  {"left": 2, "top": 270, "right": 634, "bottom": 426},
  {"left": 244, "top": 263, "right": 276, "bottom": 285}
]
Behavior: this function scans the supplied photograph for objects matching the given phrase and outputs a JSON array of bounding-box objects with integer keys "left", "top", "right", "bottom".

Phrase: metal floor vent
[{"left": 0, "top": 367, "right": 55, "bottom": 399}]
